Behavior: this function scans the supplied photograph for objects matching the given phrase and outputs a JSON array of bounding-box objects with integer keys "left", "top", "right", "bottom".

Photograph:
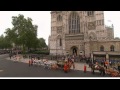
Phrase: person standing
[
  {"left": 64, "top": 62, "right": 68, "bottom": 73},
  {"left": 71, "top": 57, "right": 75, "bottom": 70},
  {"left": 100, "top": 66, "right": 105, "bottom": 76},
  {"left": 109, "top": 60, "right": 112, "bottom": 67},
  {"left": 101, "top": 60, "right": 104, "bottom": 66},
  {"left": 105, "top": 61, "right": 109, "bottom": 69},
  {"left": 117, "top": 62, "right": 120, "bottom": 73},
  {"left": 9, "top": 53, "right": 12, "bottom": 59}
]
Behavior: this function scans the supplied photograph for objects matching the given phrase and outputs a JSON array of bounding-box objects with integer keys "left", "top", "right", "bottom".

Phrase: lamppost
[
  {"left": 84, "top": 41, "right": 85, "bottom": 56},
  {"left": 63, "top": 47, "right": 65, "bottom": 56}
]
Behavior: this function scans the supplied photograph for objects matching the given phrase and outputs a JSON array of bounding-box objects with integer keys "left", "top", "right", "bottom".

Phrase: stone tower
[{"left": 49, "top": 11, "right": 114, "bottom": 56}]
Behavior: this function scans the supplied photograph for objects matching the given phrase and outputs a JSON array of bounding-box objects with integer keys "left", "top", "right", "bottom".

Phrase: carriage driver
[{"left": 95, "top": 62, "right": 99, "bottom": 69}]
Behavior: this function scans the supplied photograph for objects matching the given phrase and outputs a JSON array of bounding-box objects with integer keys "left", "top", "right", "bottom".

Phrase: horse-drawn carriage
[
  {"left": 91, "top": 64, "right": 105, "bottom": 76},
  {"left": 56, "top": 60, "right": 73, "bottom": 72},
  {"left": 91, "top": 63, "right": 120, "bottom": 77},
  {"left": 106, "top": 68, "right": 120, "bottom": 77},
  {"left": 31, "top": 58, "right": 74, "bottom": 73},
  {"left": 57, "top": 60, "right": 64, "bottom": 69}
]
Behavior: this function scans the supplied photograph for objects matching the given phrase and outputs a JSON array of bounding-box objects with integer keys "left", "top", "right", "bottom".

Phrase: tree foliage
[
  {"left": 4, "top": 14, "right": 47, "bottom": 52},
  {"left": 0, "top": 34, "right": 12, "bottom": 49},
  {"left": 37, "top": 38, "right": 47, "bottom": 49}
]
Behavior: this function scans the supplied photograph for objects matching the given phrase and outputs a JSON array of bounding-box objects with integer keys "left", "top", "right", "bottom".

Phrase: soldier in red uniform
[
  {"left": 84, "top": 64, "right": 86, "bottom": 73},
  {"left": 64, "top": 62, "right": 69, "bottom": 73}
]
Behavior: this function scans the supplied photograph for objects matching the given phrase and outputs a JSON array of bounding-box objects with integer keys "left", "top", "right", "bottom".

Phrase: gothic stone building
[{"left": 49, "top": 11, "right": 120, "bottom": 61}]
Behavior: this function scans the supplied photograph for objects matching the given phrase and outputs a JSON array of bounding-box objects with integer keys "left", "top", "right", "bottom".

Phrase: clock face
[{"left": 88, "top": 22, "right": 96, "bottom": 30}]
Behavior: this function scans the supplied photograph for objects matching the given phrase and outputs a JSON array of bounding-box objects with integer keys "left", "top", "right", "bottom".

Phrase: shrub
[{"left": 32, "top": 50, "right": 49, "bottom": 55}]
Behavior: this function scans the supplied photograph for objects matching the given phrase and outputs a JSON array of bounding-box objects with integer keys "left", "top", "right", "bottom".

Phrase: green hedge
[{"left": 31, "top": 50, "right": 50, "bottom": 55}]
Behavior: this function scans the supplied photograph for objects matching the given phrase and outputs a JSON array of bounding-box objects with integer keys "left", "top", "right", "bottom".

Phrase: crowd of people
[{"left": 8, "top": 52, "right": 120, "bottom": 75}]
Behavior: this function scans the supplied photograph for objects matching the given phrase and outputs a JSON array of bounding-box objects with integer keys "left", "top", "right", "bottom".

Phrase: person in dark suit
[
  {"left": 117, "top": 62, "right": 120, "bottom": 73},
  {"left": 9, "top": 53, "right": 12, "bottom": 59}
]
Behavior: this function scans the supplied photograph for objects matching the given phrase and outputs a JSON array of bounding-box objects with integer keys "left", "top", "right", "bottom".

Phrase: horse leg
[
  {"left": 102, "top": 69, "right": 105, "bottom": 76},
  {"left": 99, "top": 70, "right": 102, "bottom": 75},
  {"left": 92, "top": 69, "right": 94, "bottom": 74}
]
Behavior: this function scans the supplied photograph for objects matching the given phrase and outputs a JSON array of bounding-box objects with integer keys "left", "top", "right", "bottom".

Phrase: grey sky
[{"left": 0, "top": 11, "right": 119, "bottom": 45}]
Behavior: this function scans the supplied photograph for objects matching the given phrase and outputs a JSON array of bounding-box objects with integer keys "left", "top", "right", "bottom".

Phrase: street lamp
[
  {"left": 84, "top": 41, "right": 86, "bottom": 56},
  {"left": 63, "top": 47, "right": 65, "bottom": 56}
]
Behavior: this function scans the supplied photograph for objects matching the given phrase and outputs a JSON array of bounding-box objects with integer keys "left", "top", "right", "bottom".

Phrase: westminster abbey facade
[{"left": 49, "top": 11, "right": 120, "bottom": 61}]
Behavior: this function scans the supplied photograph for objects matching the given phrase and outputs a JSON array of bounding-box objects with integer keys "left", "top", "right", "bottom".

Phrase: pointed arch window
[
  {"left": 87, "top": 11, "right": 94, "bottom": 16},
  {"left": 110, "top": 45, "right": 114, "bottom": 51},
  {"left": 69, "top": 12, "right": 80, "bottom": 34},
  {"left": 60, "top": 38, "right": 62, "bottom": 46},
  {"left": 100, "top": 45, "right": 104, "bottom": 51},
  {"left": 57, "top": 15, "right": 62, "bottom": 22}
]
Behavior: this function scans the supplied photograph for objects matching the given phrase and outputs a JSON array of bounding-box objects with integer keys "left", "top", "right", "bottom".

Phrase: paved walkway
[{"left": 6, "top": 57, "right": 92, "bottom": 72}]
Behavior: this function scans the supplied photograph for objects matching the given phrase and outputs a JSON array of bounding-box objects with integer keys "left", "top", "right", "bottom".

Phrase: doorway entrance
[{"left": 71, "top": 46, "right": 77, "bottom": 56}]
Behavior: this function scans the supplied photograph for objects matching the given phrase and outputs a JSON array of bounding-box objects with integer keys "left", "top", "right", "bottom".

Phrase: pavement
[{"left": 6, "top": 56, "right": 92, "bottom": 72}]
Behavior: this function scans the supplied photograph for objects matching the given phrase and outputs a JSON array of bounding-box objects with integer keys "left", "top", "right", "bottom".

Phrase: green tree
[
  {"left": 4, "top": 14, "right": 48, "bottom": 54},
  {"left": 4, "top": 14, "right": 38, "bottom": 53},
  {"left": 0, "top": 34, "right": 12, "bottom": 49},
  {"left": 38, "top": 38, "right": 47, "bottom": 49}
]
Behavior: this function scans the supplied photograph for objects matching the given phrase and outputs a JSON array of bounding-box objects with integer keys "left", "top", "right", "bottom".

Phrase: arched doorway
[{"left": 71, "top": 46, "right": 78, "bottom": 56}]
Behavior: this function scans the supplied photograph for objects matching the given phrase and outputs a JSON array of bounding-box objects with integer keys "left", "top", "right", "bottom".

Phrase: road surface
[{"left": 0, "top": 54, "right": 110, "bottom": 78}]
